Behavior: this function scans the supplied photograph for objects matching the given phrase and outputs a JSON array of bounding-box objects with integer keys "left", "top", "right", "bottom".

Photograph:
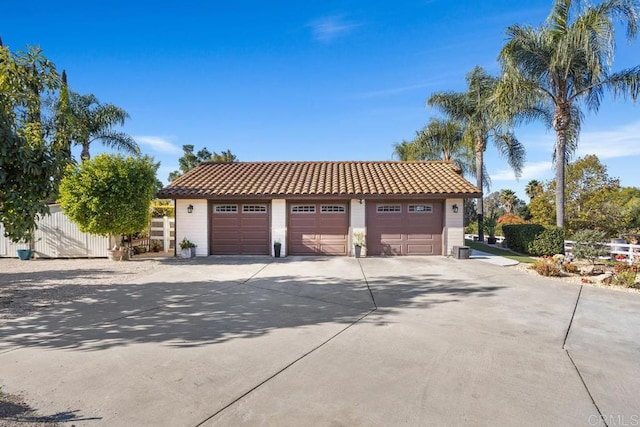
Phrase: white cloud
[
  {"left": 492, "top": 161, "right": 553, "bottom": 181},
  {"left": 307, "top": 15, "right": 362, "bottom": 43},
  {"left": 134, "top": 136, "right": 181, "bottom": 155},
  {"left": 576, "top": 121, "right": 640, "bottom": 159},
  {"left": 355, "top": 80, "right": 450, "bottom": 99}
]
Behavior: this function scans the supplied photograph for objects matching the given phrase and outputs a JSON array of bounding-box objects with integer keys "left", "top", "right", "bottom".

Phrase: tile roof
[{"left": 157, "top": 161, "right": 482, "bottom": 199}]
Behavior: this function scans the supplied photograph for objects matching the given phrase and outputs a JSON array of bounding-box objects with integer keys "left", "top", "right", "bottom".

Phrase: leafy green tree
[
  {"left": 564, "top": 155, "right": 623, "bottom": 235},
  {"left": 213, "top": 149, "right": 237, "bottom": 163},
  {"left": 428, "top": 66, "right": 525, "bottom": 241},
  {"left": 58, "top": 154, "right": 158, "bottom": 238},
  {"left": 168, "top": 144, "right": 238, "bottom": 181},
  {"left": 498, "top": 0, "right": 640, "bottom": 228},
  {"left": 0, "top": 43, "right": 72, "bottom": 242},
  {"left": 529, "top": 187, "right": 556, "bottom": 226},
  {"left": 68, "top": 92, "right": 139, "bottom": 161},
  {"left": 617, "top": 187, "right": 640, "bottom": 232},
  {"left": 572, "top": 229, "right": 609, "bottom": 265}
]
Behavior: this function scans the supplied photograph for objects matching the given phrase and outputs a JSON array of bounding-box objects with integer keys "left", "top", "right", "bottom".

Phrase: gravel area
[
  {"left": 510, "top": 262, "right": 640, "bottom": 294},
  {"left": 0, "top": 256, "right": 176, "bottom": 425},
  {"left": 0, "top": 257, "right": 172, "bottom": 322}
]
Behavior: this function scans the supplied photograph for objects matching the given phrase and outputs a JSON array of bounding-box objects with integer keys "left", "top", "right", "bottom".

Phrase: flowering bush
[
  {"left": 532, "top": 256, "right": 562, "bottom": 277},
  {"left": 612, "top": 263, "right": 639, "bottom": 288}
]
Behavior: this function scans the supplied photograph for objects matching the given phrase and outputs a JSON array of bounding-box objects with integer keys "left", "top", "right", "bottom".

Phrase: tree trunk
[
  {"left": 553, "top": 104, "right": 570, "bottom": 229},
  {"left": 555, "top": 137, "right": 566, "bottom": 228},
  {"left": 81, "top": 143, "right": 90, "bottom": 161},
  {"left": 475, "top": 147, "right": 484, "bottom": 242}
]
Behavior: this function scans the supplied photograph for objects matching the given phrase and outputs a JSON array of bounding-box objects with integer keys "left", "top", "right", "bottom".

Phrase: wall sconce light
[
  {"left": 452, "top": 204, "right": 459, "bottom": 213},
  {"left": 187, "top": 204, "right": 194, "bottom": 214}
]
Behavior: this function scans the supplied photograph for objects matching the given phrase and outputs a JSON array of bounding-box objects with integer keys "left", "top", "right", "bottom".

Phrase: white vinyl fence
[
  {"left": 0, "top": 205, "right": 109, "bottom": 258},
  {"left": 564, "top": 240, "right": 640, "bottom": 265},
  {"left": 149, "top": 216, "right": 175, "bottom": 252}
]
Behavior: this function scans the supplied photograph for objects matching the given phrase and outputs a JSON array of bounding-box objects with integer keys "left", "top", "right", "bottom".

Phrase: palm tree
[
  {"left": 392, "top": 140, "right": 421, "bottom": 161},
  {"left": 525, "top": 180, "right": 543, "bottom": 200},
  {"left": 428, "top": 66, "right": 525, "bottom": 241},
  {"left": 498, "top": 0, "right": 640, "bottom": 228},
  {"left": 414, "top": 117, "right": 490, "bottom": 184},
  {"left": 69, "top": 92, "right": 139, "bottom": 161},
  {"left": 500, "top": 189, "right": 517, "bottom": 214}
]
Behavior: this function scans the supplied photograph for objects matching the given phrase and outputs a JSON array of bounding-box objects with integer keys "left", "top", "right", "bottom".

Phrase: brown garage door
[
  {"left": 211, "top": 203, "right": 269, "bottom": 254},
  {"left": 366, "top": 201, "right": 443, "bottom": 255},
  {"left": 288, "top": 203, "right": 349, "bottom": 255}
]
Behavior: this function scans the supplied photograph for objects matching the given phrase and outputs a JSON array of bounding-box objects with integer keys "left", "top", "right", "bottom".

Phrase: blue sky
[{"left": 2, "top": 1, "right": 639, "bottom": 200}]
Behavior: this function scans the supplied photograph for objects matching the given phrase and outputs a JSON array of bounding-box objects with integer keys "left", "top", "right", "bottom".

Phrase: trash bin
[{"left": 452, "top": 246, "right": 470, "bottom": 259}]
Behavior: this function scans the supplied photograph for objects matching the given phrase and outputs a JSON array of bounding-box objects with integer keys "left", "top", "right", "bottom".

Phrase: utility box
[{"left": 452, "top": 246, "right": 470, "bottom": 259}]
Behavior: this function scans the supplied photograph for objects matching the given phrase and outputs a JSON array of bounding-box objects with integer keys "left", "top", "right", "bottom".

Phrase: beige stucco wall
[
  {"left": 349, "top": 199, "right": 366, "bottom": 257},
  {"left": 176, "top": 199, "right": 208, "bottom": 256},
  {"left": 271, "top": 199, "right": 287, "bottom": 257},
  {"left": 444, "top": 198, "right": 464, "bottom": 255}
]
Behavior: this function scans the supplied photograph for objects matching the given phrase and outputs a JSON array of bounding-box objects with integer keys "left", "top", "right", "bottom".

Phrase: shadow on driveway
[{"left": 0, "top": 271, "right": 504, "bottom": 353}]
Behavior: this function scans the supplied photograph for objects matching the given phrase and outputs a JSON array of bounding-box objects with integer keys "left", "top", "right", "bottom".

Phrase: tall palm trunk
[
  {"left": 553, "top": 104, "right": 571, "bottom": 228},
  {"left": 81, "top": 143, "right": 91, "bottom": 161},
  {"left": 475, "top": 146, "right": 484, "bottom": 241}
]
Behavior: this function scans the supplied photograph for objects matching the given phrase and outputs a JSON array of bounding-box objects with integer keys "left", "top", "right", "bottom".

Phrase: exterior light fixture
[
  {"left": 187, "top": 204, "right": 194, "bottom": 214},
  {"left": 452, "top": 204, "right": 459, "bottom": 213}
]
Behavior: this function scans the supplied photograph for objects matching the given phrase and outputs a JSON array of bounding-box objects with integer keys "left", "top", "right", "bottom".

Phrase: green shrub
[
  {"left": 502, "top": 224, "right": 544, "bottom": 254},
  {"left": 502, "top": 224, "right": 564, "bottom": 256},
  {"left": 612, "top": 264, "right": 639, "bottom": 288},
  {"left": 532, "top": 256, "right": 562, "bottom": 277},
  {"left": 529, "top": 226, "right": 565, "bottom": 256},
  {"left": 572, "top": 230, "right": 608, "bottom": 264}
]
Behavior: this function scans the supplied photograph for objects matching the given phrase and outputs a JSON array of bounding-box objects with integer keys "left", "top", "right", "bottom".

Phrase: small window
[
  {"left": 214, "top": 205, "right": 238, "bottom": 213},
  {"left": 291, "top": 205, "right": 316, "bottom": 213},
  {"left": 243, "top": 205, "right": 267, "bottom": 213},
  {"left": 377, "top": 205, "right": 402, "bottom": 213},
  {"left": 321, "top": 205, "right": 346, "bottom": 213},
  {"left": 408, "top": 204, "right": 433, "bottom": 213}
]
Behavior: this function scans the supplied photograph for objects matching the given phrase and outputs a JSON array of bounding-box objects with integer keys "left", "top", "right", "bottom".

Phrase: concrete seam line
[
  {"left": 565, "top": 349, "right": 608, "bottom": 427},
  {"left": 193, "top": 308, "right": 378, "bottom": 427},
  {"left": 356, "top": 259, "right": 378, "bottom": 309},
  {"left": 240, "top": 262, "right": 274, "bottom": 284},
  {"left": 563, "top": 285, "right": 583, "bottom": 349}
]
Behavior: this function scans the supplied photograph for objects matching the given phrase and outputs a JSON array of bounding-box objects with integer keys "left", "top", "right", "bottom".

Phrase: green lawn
[{"left": 464, "top": 239, "right": 534, "bottom": 264}]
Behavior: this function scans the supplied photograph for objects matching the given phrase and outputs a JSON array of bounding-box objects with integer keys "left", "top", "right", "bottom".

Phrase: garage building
[{"left": 157, "top": 161, "right": 481, "bottom": 257}]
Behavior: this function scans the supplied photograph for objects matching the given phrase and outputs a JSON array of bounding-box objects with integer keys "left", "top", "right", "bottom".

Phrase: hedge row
[{"left": 502, "top": 224, "right": 565, "bottom": 256}]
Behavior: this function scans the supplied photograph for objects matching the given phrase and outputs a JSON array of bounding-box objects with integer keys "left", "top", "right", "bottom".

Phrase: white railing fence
[{"left": 564, "top": 240, "right": 640, "bottom": 265}]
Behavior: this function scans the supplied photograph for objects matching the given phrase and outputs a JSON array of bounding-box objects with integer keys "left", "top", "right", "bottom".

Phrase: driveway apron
[{"left": 0, "top": 256, "right": 638, "bottom": 426}]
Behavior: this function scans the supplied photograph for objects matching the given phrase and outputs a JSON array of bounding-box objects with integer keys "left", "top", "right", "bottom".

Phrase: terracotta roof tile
[{"left": 157, "top": 161, "right": 482, "bottom": 199}]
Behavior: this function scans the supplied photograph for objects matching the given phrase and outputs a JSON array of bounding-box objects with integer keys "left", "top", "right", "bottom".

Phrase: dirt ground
[
  {"left": 0, "top": 256, "right": 174, "bottom": 321},
  {"left": 0, "top": 256, "right": 177, "bottom": 425}
]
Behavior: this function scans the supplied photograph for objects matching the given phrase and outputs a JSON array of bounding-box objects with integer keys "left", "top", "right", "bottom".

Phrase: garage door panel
[
  {"left": 211, "top": 203, "right": 269, "bottom": 255},
  {"left": 288, "top": 202, "right": 348, "bottom": 256},
  {"left": 367, "top": 201, "right": 443, "bottom": 256},
  {"left": 215, "top": 218, "right": 240, "bottom": 228},
  {"left": 319, "top": 244, "right": 347, "bottom": 255},
  {"left": 407, "top": 244, "right": 434, "bottom": 254},
  {"left": 407, "top": 234, "right": 433, "bottom": 240}
]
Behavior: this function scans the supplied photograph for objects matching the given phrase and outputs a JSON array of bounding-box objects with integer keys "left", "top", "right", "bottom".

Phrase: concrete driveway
[{"left": 0, "top": 256, "right": 638, "bottom": 426}]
